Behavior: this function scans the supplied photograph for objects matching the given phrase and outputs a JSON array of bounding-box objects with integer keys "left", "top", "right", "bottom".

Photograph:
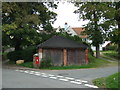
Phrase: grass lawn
[
  {"left": 17, "top": 54, "right": 111, "bottom": 70},
  {"left": 102, "top": 51, "right": 119, "bottom": 60},
  {"left": 93, "top": 72, "right": 120, "bottom": 89}
]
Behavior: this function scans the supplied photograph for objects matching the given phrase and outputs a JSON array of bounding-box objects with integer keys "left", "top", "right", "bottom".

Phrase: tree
[
  {"left": 110, "top": 2, "right": 120, "bottom": 56},
  {"left": 74, "top": 2, "right": 116, "bottom": 58},
  {"left": 2, "top": 2, "right": 57, "bottom": 51}
]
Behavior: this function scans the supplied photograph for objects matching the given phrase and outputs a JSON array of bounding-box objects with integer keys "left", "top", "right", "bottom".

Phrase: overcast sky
[{"left": 51, "top": 2, "right": 89, "bottom": 28}]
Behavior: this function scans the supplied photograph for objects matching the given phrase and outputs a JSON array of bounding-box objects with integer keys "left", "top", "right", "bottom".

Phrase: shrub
[
  {"left": 40, "top": 57, "right": 52, "bottom": 68},
  {"left": 106, "top": 45, "right": 118, "bottom": 51},
  {"left": 7, "top": 50, "right": 23, "bottom": 62},
  {"left": 7, "top": 46, "right": 36, "bottom": 62},
  {"left": 21, "top": 46, "right": 36, "bottom": 62}
]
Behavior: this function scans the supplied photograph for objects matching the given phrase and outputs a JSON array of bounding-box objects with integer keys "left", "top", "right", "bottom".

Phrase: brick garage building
[{"left": 37, "top": 36, "right": 88, "bottom": 66}]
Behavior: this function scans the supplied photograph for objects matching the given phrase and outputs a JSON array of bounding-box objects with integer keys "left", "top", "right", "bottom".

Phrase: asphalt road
[{"left": 2, "top": 66, "right": 119, "bottom": 88}]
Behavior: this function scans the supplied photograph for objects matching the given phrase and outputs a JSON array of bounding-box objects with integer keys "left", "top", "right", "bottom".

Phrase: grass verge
[
  {"left": 18, "top": 54, "right": 111, "bottom": 70},
  {"left": 93, "top": 72, "right": 120, "bottom": 89},
  {"left": 102, "top": 51, "right": 119, "bottom": 60},
  {"left": 18, "top": 62, "right": 33, "bottom": 68}
]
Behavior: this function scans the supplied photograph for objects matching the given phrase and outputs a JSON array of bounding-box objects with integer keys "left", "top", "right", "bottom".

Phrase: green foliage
[
  {"left": 93, "top": 72, "right": 120, "bottom": 88},
  {"left": 106, "top": 72, "right": 120, "bottom": 88},
  {"left": 74, "top": 2, "right": 117, "bottom": 58},
  {"left": 2, "top": 52, "right": 8, "bottom": 61},
  {"left": 40, "top": 57, "right": 52, "bottom": 68},
  {"left": 21, "top": 46, "right": 36, "bottom": 62},
  {"left": 102, "top": 50, "right": 119, "bottom": 60},
  {"left": 7, "top": 46, "right": 36, "bottom": 62},
  {"left": 93, "top": 77, "right": 106, "bottom": 88},
  {"left": 105, "top": 45, "right": 118, "bottom": 51},
  {"left": 7, "top": 50, "right": 22, "bottom": 62},
  {"left": 2, "top": 2, "right": 57, "bottom": 50},
  {"left": 19, "top": 62, "right": 33, "bottom": 68},
  {"left": 18, "top": 54, "right": 112, "bottom": 70}
]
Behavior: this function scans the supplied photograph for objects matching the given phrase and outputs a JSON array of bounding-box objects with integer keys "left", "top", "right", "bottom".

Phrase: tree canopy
[
  {"left": 74, "top": 2, "right": 116, "bottom": 58},
  {"left": 2, "top": 2, "right": 57, "bottom": 50}
]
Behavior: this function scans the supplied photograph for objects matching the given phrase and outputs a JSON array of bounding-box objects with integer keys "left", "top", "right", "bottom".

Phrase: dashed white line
[
  {"left": 76, "top": 80, "right": 88, "bottom": 83},
  {"left": 65, "top": 77, "right": 75, "bottom": 80},
  {"left": 85, "top": 84, "right": 98, "bottom": 88},
  {"left": 41, "top": 75, "right": 48, "bottom": 77},
  {"left": 29, "top": 72, "right": 34, "bottom": 74},
  {"left": 35, "top": 73, "right": 41, "bottom": 76},
  {"left": 15, "top": 70, "right": 19, "bottom": 71},
  {"left": 30, "top": 71, "right": 35, "bottom": 72},
  {"left": 24, "top": 71, "right": 29, "bottom": 73},
  {"left": 56, "top": 76, "right": 64, "bottom": 78},
  {"left": 34, "top": 72, "right": 41, "bottom": 74},
  {"left": 70, "top": 81, "right": 82, "bottom": 84},
  {"left": 59, "top": 78, "right": 69, "bottom": 82},
  {"left": 48, "top": 74, "right": 55, "bottom": 77},
  {"left": 49, "top": 77, "right": 57, "bottom": 79},
  {"left": 15, "top": 69, "right": 98, "bottom": 88},
  {"left": 19, "top": 70, "right": 24, "bottom": 72}
]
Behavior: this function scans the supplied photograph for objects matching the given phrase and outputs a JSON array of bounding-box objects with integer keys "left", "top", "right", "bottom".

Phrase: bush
[
  {"left": 21, "top": 46, "right": 36, "bottom": 62},
  {"left": 106, "top": 45, "right": 117, "bottom": 51},
  {"left": 40, "top": 57, "right": 52, "bottom": 68},
  {"left": 7, "top": 46, "right": 36, "bottom": 62},
  {"left": 2, "top": 52, "right": 8, "bottom": 61},
  {"left": 7, "top": 50, "right": 23, "bottom": 62}
]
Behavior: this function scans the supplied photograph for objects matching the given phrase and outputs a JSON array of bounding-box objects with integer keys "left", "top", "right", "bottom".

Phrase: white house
[{"left": 55, "top": 23, "right": 107, "bottom": 51}]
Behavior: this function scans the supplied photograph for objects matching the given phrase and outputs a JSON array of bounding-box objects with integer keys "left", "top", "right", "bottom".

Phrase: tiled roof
[{"left": 72, "top": 27, "right": 87, "bottom": 38}]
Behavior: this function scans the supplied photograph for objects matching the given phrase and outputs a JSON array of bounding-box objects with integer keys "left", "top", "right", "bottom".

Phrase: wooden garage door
[
  {"left": 43, "top": 49, "right": 63, "bottom": 66},
  {"left": 67, "top": 49, "right": 86, "bottom": 65}
]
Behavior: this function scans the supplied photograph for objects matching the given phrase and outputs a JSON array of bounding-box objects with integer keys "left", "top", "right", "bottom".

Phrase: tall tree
[
  {"left": 74, "top": 2, "right": 116, "bottom": 58},
  {"left": 2, "top": 2, "right": 57, "bottom": 51},
  {"left": 110, "top": 2, "right": 120, "bottom": 56}
]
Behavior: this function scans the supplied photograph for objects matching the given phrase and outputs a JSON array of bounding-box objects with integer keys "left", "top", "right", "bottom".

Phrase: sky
[{"left": 51, "top": 2, "right": 89, "bottom": 28}]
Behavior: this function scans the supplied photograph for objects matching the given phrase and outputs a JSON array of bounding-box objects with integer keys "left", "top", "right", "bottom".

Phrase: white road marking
[
  {"left": 49, "top": 77, "right": 57, "bottom": 79},
  {"left": 15, "top": 70, "right": 19, "bottom": 71},
  {"left": 48, "top": 74, "right": 55, "bottom": 77},
  {"left": 56, "top": 76, "right": 64, "bottom": 78},
  {"left": 70, "top": 81, "right": 82, "bottom": 84},
  {"left": 16, "top": 70, "right": 98, "bottom": 88},
  {"left": 30, "top": 71, "right": 35, "bottom": 72},
  {"left": 29, "top": 72, "right": 34, "bottom": 74},
  {"left": 19, "top": 70, "right": 24, "bottom": 72},
  {"left": 35, "top": 73, "right": 41, "bottom": 76},
  {"left": 85, "top": 84, "right": 98, "bottom": 88},
  {"left": 41, "top": 73, "right": 46, "bottom": 74},
  {"left": 24, "top": 71, "right": 29, "bottom": 73},
  {"left": 59, "top": 78, "right": 69, "bottom": 82},
  {"left": 34, "top": 72, "right": 41, "bottom": 74},
  {"left": 81, "top": 80, "right": 88, "bottom": 83},
  {"left": 65, "top": 77, "right": 74, "bottom": 80},
  {"left": 76, "top": 80, "right": 88, "bottom": 83},
  {"left": 41, "top": 75, "right": 48, "bottom": 77}
]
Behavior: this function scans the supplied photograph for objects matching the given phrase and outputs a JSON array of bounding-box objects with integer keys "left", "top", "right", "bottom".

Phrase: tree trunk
[
  {"left": 96, "top": 45, "right": 100, "bottom": 58},
  {"left": 15, "top": 44, "right": 21, "bottom": 51},
  {"left": 117, "top": 18, "right": 120, "bottom": 58}
]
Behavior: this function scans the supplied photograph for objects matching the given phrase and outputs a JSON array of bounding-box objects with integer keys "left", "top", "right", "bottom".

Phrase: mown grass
[
  {"left": 18, "top": 62, "right": 33, "bottom": 68},
  {"left": 18, "top": 54, "right": 111, "bottom": 70},
  {"left": 93, "top": 72, "right": 120, "bottom": 89},
  {"left": 102, "top": 51, "right": 119, "bottom": 60}
]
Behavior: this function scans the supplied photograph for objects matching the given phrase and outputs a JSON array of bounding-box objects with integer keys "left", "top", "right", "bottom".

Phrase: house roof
[
  {"left": 72, "top": 27, "right": 87, "bottom": 38},
  {"left": 37, "top": 36, "right": 88, "bottom": 49}
]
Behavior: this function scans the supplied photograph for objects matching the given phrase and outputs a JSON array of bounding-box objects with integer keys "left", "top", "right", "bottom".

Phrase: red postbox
[{"left": 35, "top": 56, "right": 39, "bottom": 64}]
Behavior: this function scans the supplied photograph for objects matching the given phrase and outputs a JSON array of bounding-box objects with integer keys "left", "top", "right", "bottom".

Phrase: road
[{"left": 2, "top": 65, "right": 119, "bottom": 88}]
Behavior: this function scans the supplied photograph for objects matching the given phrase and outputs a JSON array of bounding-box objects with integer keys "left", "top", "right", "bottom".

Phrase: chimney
[{"left": 64, "top": 22, "right": 68, "bottom": 31}]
